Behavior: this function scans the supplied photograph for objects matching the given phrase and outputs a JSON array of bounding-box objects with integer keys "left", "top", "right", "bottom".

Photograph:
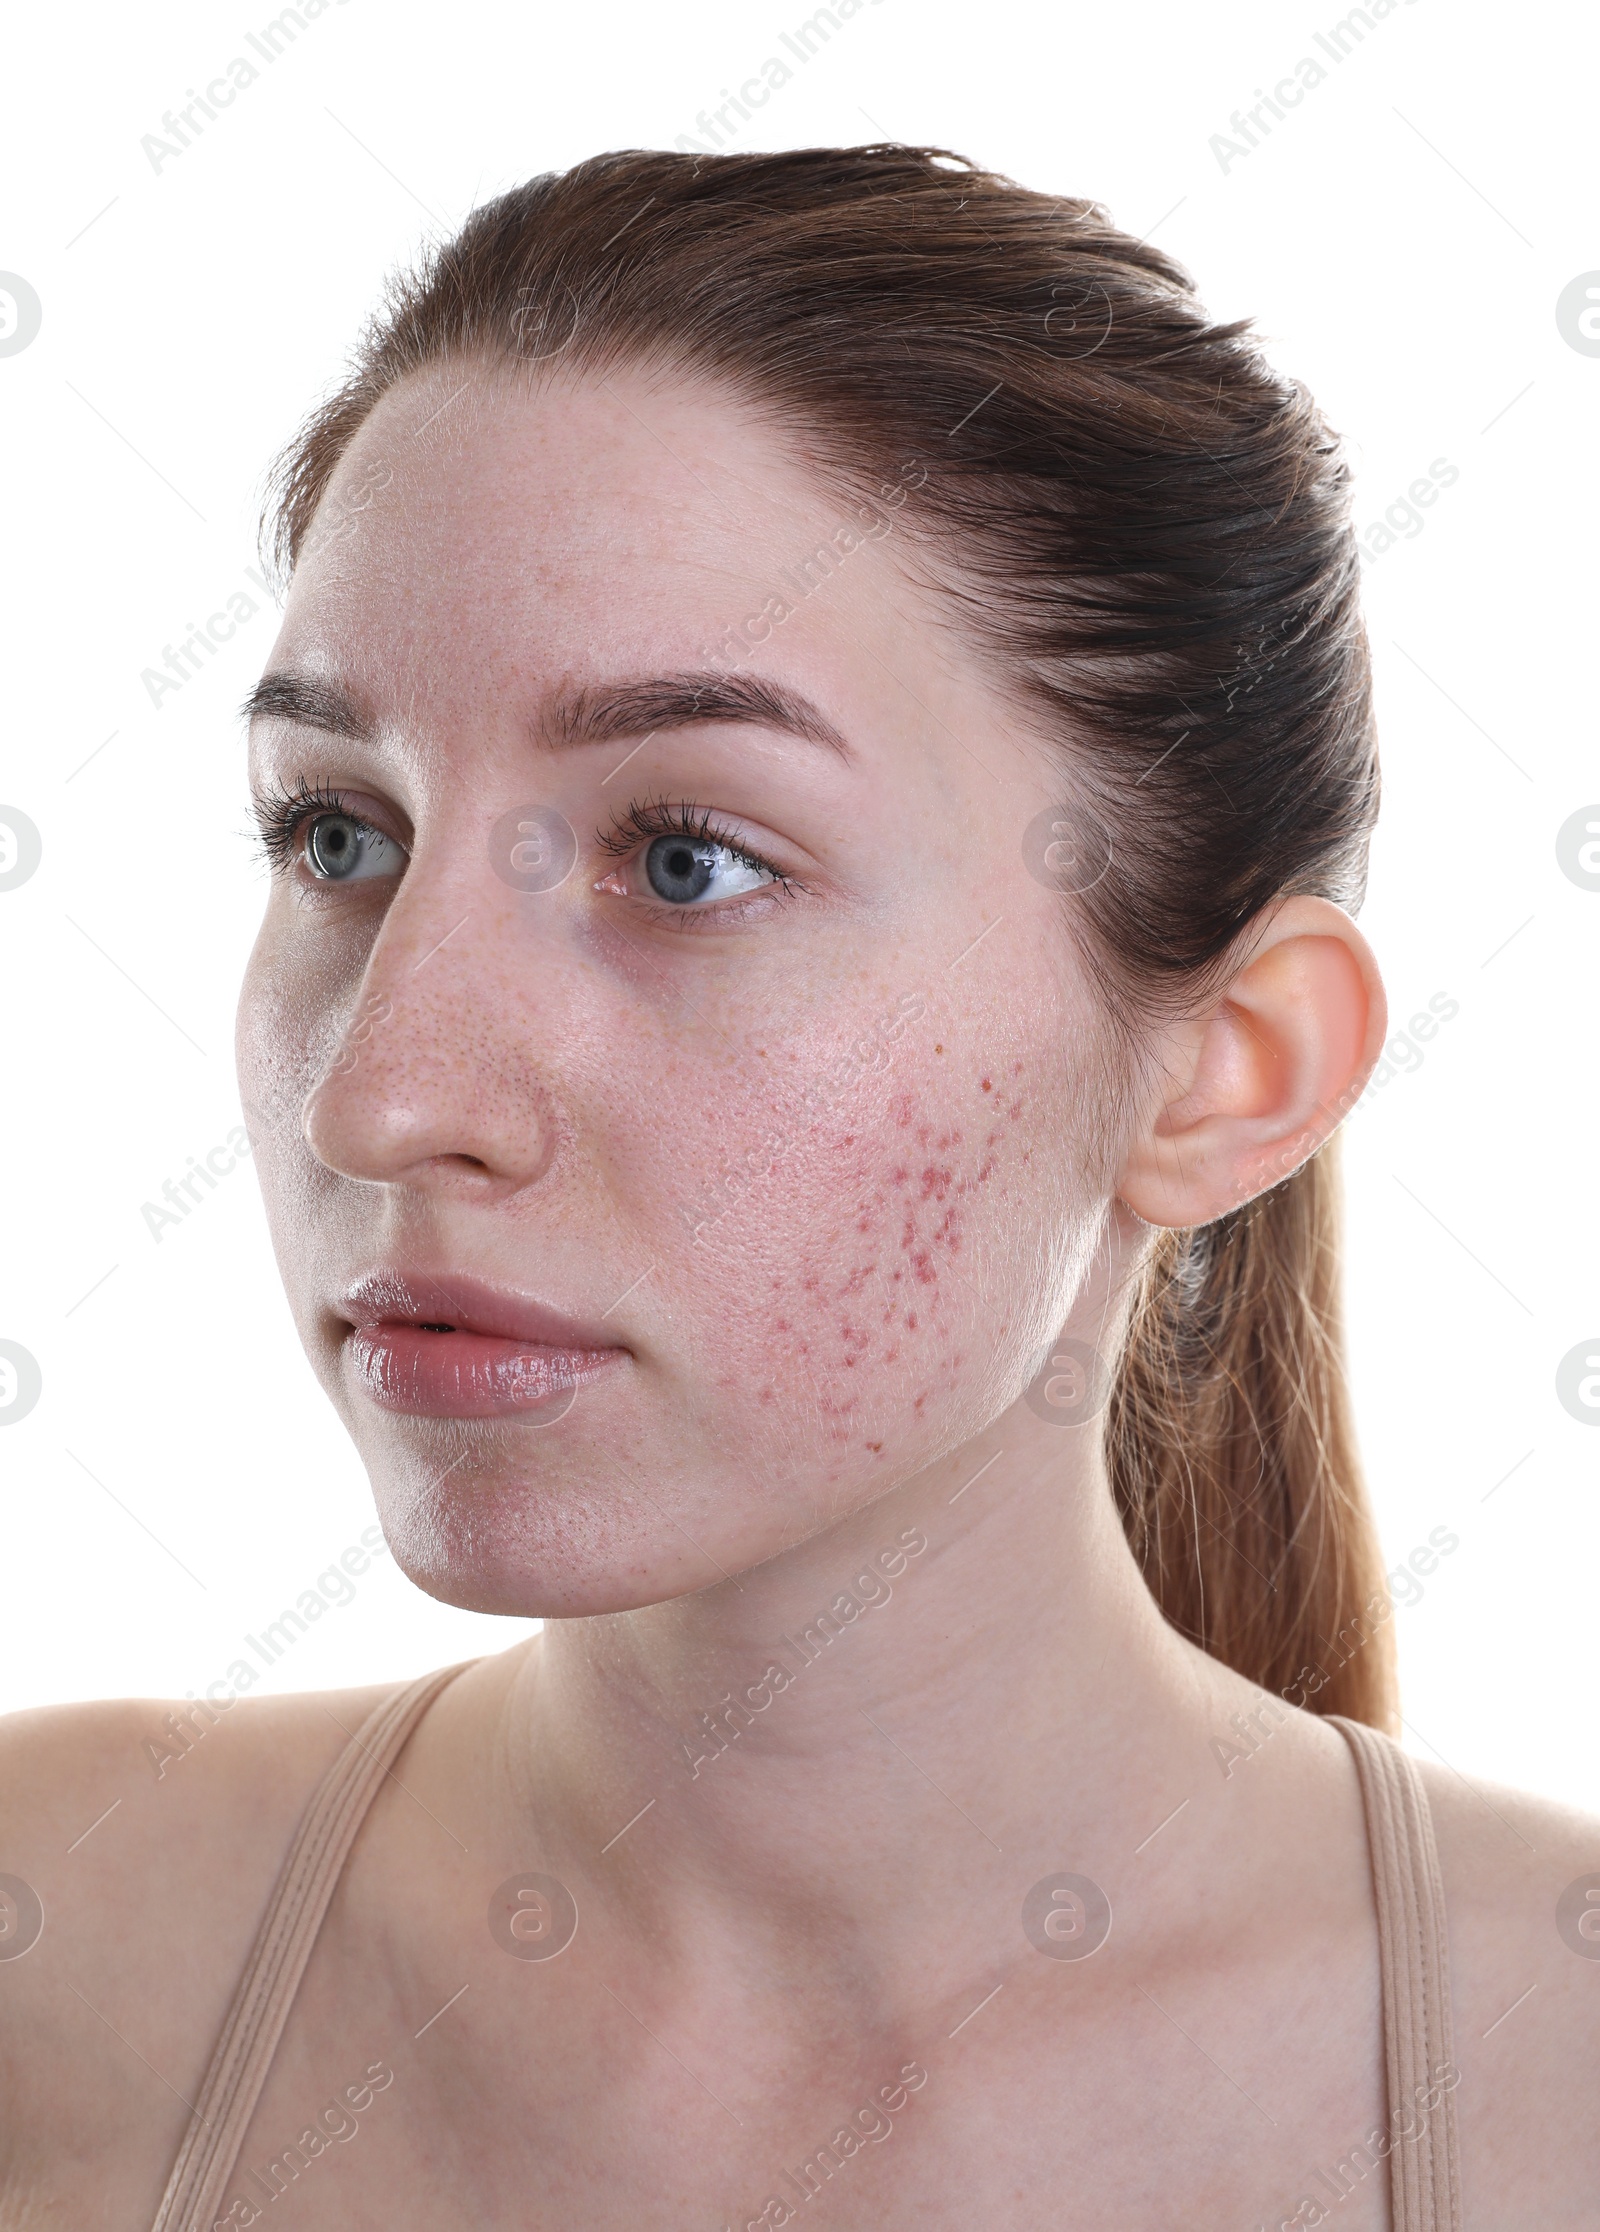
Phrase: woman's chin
[{"left": 371, "top": 1474, "right": 751, "bottom": 1621}]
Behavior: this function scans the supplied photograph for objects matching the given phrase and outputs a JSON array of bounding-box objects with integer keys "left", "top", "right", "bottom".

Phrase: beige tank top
[{"left": 145, "top": 1676, "right": 1463, "bottom": 2230}]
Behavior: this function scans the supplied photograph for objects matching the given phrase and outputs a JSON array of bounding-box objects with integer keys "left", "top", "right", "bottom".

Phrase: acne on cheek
[{"left": 722, "top": 1054, "right": 1035, "bottom": 1452}]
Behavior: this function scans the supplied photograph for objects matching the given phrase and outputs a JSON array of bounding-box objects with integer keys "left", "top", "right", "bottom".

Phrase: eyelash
[
  {"left": 597, "top": 792, "right": 794, "bottom": 898},
  {"left": 249, "top": 780, "right": 797, "bottom": 912},
  {"left": 249, "top": 777, "right": 360, "bottom": 873}
]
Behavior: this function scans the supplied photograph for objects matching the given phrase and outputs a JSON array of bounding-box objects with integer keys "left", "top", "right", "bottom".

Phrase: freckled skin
[{"left": 238, "top": 364, "right": 1119, "bottom": 1615}]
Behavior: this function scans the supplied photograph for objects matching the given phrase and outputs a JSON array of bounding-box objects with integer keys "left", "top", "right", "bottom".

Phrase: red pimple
[{"left": 981, "top": 1077, "right": 992, "bottom": 1092}]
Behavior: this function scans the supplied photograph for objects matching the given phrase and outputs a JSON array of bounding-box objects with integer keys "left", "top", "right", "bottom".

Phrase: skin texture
[
  {"left": 0, "top": 363, "right": 1594, "bottom": 2231},
  {"left": 239, "top": 365, "right": 1122, "bottom": 1616}
]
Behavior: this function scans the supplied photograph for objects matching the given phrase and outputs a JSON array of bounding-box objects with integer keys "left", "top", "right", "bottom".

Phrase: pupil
[
  {"left": 646, "top": 834, "right": 717, "bottom": 904},
  {"left": 309, "top": 816, "right": 356, "bottom": 877}
]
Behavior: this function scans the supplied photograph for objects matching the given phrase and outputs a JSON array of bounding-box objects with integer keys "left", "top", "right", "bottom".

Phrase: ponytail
[{"left": 1106, "top": 1133, "right": 1397, "bottom": 1731}]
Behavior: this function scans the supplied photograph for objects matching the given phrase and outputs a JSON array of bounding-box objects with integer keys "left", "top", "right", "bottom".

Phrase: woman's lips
[
  {"left": 339, "top": 1270, "right": 629, "bottom": 1419},
  {"left": 348, "top": 1323, "right": 622, "bottom": 1417}
]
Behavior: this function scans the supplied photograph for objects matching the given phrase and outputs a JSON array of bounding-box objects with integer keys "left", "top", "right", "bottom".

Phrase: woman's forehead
[
  {"left": 300, "top": 363, "right": 873, "bottom": 593},
  {"left": 270, "top": 364, "right": 1035, "bottom": 793}
]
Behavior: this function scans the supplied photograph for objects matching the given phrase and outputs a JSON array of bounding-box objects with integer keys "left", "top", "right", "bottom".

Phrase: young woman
[{"left": 2, "top": 146, "right": 1593, "bottom": 2231}]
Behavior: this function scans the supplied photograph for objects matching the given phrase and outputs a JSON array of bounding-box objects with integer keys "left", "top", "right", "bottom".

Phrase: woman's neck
[{"left": 491, "top": 1414, "right": 1246, "bottom": 2015}]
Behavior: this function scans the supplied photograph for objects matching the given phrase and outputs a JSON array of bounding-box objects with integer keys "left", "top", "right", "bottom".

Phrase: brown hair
[{"left": 262, "top": 145, "right": 1396, "bottom": 1729}]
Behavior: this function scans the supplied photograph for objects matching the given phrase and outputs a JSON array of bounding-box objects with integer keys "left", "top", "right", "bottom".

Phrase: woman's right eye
[
  {"left": 640, "top": 831, "right": 776, "bottom": 906},
  {"left": 301, "top": 811, "right": 406, "bottom": 883}
]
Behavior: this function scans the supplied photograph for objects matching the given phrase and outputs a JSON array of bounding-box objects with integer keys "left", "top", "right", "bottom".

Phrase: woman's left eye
[
  {"left": 301, "top": 811, "right": 405, "bottom": 883},
  {"left": 641, "top": 832, "right": 775, "bottom": 906}
]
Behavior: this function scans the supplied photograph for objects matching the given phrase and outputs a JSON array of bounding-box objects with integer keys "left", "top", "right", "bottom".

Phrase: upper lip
[{"left": 338, "top": 1269, "right": 628, "bottom": 1351}]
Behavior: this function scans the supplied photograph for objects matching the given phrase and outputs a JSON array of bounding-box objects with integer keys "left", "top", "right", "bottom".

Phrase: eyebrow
[
  {"left": 240, "top": 671, "right": 376, "bottom": 741},
  {"left": 546, "top": 671, "right": 852, "bottom": 761},
  {"left": 240, "top": 668, "right": 853, "bottom": 761}
]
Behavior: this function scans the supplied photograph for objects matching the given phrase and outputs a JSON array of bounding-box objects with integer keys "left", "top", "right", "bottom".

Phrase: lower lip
[{"left": 347, "top": 1324, "right": 625, "bottom": 1418}]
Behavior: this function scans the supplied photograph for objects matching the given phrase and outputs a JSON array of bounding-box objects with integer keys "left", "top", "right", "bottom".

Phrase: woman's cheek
[{"left": 665, "top": 1023, "right": 1046, "bottom": 1463}]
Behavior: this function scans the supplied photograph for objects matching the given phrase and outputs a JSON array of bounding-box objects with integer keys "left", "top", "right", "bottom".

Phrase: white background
[{"left": 1, "top": 0, "right": 1595, "bottom": 1808}]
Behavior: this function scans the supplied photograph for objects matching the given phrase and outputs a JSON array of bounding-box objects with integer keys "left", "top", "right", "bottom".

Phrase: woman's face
[{"left": 238, "top": 361, "right": 1124, "bottom": 1615}]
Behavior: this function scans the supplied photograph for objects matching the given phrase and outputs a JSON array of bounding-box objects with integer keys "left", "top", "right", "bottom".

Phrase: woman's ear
[{"left": 1116, "top": 896, "right": 1388, "bottom": 1229}]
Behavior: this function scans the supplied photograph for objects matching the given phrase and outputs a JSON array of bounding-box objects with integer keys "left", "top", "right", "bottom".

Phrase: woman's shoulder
[
  {"left": 0, "top": 1676, "right": 405, "bottom": 1908},
  {"left": 1410, "top": 1750, "right": 1600, "bottom": 2218},
  {"left": 0, "top": 1678, "right": 405, "bottom": 2207},
  {"left": 1416, "top": 1746, "right": 1600, "bottom": 2013}
]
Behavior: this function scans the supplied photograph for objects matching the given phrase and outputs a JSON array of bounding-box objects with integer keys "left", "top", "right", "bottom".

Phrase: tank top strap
[
  {"left": 149, "top": 1659, "right": 477, "bottom": 2232},
  {"left": 1328, "top": 1714, "right": 1464, "bottom": 2232}
]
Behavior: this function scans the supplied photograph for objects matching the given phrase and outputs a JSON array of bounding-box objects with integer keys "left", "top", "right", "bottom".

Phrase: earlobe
[{"left": 1115, "top": 897, "right": 1387, "bottom": 1229}]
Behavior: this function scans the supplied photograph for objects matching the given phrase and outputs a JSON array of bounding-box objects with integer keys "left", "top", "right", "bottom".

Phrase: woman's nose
[{"left": 301, "top": 893, "right": 562, "bottom": 1195}]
